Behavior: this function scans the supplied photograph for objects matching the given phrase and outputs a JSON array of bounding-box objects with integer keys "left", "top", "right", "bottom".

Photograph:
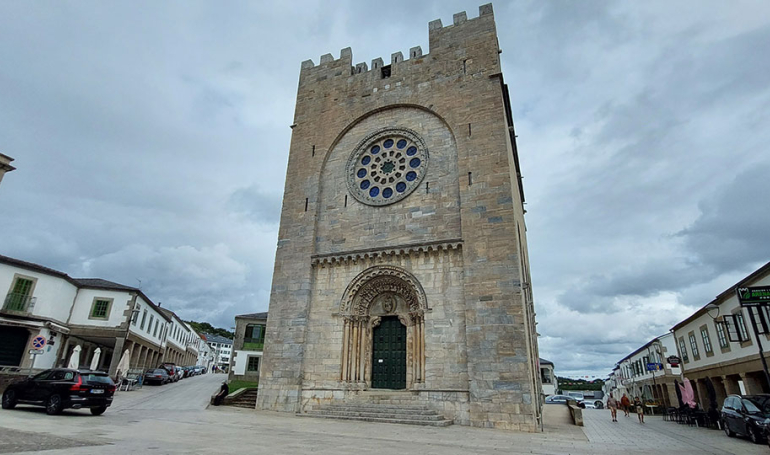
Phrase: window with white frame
[
  {"left": 735, "top": 312, "right": 750, "bottom": 342},
  {"left": 689, "top": 333, "right": 699, "bottom": 358},
  {"left": 679, "top": 337, "right": 689, "bottom": 362},
  {"left": 715, "top": 321, "right": 729, "bottom": 348},
  {"left": 701, "top": 327, "right": 713, "bottom": 354}
]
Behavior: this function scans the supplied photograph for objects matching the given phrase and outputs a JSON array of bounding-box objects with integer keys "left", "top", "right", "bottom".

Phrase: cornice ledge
[{"left": 312, "top": 239, "right": 463, "bottom": 267}]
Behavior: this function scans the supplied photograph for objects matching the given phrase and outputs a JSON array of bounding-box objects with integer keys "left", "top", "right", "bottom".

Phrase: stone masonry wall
[{"left": 257, "top": 4, "right": 540, "bottom": 431}]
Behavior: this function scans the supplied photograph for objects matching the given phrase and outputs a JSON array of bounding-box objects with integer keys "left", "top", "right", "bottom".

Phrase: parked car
[
  {"left": 567, "top": 392, "right": 585, "bottom": 401},
  {"left": 545, "top": 395, "right": 573, "bottom": 404},
  {"left": 721, "top": 394, "right": 770, "bottom": 444},
  {"left": 2, "top": 368, "right": 115, "bottom": 415},
  {"left": 159, "top": 363, "right": 179, "bottom": 382},
  {"left": 143, "top": 369, "right": 170, "bottom": 385}
]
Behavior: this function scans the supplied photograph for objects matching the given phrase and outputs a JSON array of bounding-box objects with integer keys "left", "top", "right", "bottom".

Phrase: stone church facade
[{"left": 257, "top": 4, "right": 542, "bottom": 431}]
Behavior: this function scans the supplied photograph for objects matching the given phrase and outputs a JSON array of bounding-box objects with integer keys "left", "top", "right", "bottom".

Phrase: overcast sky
[{"left": 1, "top": 1, "right": 768, "bottom": 378}]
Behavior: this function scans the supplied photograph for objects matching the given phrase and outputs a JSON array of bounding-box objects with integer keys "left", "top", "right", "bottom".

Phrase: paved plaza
[{"left": 0, "top": 374, "right": 766, "bottom": 454}]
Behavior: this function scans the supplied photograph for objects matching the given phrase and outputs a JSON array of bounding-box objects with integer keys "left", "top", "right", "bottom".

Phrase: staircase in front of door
[{"left": 299, "top": 390, "right": 452, "bottom": 427}]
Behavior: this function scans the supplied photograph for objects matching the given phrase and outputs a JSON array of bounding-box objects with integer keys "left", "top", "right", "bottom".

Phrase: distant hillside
[{"left": 186, "top": 320, "right": 234, "bottom": 339}]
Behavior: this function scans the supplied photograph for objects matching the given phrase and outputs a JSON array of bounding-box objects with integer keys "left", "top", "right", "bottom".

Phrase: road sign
[
  {"left": 31, "top": 335, "right": 46, "bottom": 349},
  {"left": 737, "top": 286, "right": 770, "bottom": 307},
  {"left": 646, "top": 363, "right": 664, "bottom": 372},
  {"left": 29, "top": 349, "right": 43, "bottom": 355}
]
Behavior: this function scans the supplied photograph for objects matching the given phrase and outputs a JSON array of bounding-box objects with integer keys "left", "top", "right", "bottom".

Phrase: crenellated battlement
[{"left": 299, "top": 3, "right": 495, "bottom": 82}]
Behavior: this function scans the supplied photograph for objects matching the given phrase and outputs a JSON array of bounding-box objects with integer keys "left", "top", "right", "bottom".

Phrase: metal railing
[{"left": 3, "top": 293, "right": 36, "bottom": 313}]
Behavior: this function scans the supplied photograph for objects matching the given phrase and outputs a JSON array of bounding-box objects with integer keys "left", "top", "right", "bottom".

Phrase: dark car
[
  {"left": 721, "top": 394, "right": 770, "bottom": 444},
  {"left": 2, "top": 368, "right": 115, "bottom": 416},
  {"left": 143, "top": 369, "right": 170, "bottom": 385}
]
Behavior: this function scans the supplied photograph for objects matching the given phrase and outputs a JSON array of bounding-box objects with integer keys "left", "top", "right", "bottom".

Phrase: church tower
[{"left": 257, "top": 4, "right": 541, "bottom": 431}]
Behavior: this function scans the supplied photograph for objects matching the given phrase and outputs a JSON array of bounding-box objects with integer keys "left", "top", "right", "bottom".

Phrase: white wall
[
  {"left": 673, "top": 273, "right": 770, "bottom": 372},
  {"left": 232, "top": 350, "right": 261, "bottom": 375},
  {"left": 69, "top": 288, "right": 131, "bottom": 327},
  {"left": 127, "top": 296, "right": 167, "bottom": 346},
  {"left": 0, "top": 263, "right": 77, "bottom": 323},
  {"left": 29, "top": 327, "right": 65, "bottom": 370}
]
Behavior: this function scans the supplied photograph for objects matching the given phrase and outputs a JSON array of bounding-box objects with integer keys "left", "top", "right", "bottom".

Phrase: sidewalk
[{"left": 581, "top": 408, "right": 767, "bottom": 455}]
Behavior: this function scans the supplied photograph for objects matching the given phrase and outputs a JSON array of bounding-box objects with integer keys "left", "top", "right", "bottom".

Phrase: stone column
[
  {"left": 723, "top": 375, "right": 741, "bottom": 395},
  {"left": 108, "top": 337, "right": 125, "bottom": 377}
]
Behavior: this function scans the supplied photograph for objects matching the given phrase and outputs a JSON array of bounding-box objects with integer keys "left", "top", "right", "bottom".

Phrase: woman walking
[
  {"left": 634, "top": 396, "right": 645, "bottom": 423},
  {"left": 607, "top": 394, "right": 619, "bottom": 422}
]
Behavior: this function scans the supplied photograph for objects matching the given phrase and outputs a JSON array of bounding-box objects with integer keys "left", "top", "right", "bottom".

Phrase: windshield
[{"left": 743, "top": 397, "right": 767, "bottom": 413}]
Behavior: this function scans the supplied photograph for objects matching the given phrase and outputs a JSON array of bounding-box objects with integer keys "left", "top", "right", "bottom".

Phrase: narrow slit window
[
  {"left": 344, "top": 195, "right": 348, "bottom": 207},
  {"left": 304, "top": 198, "right": 308, "bottom": 212},
  {"left": 468, "top": 172, "right": 473, "bottom": 185},
  {"left": 468, "top": 123, "right": 472, "bottom": 136},
  {"left": 425, "top": 182, "right": 429, "bottom": 193},
  {"left": 312, "top": 145, "right": 315, "bottom": 157}
]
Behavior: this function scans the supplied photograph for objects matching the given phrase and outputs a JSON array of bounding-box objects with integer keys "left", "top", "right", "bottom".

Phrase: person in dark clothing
[{"left": 213, "top": 381, "right": 230, "bottom": 406}]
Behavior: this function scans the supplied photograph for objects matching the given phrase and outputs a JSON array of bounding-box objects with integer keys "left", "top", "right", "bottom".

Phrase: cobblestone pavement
[
  {"left": 1, "top": 379, "right": 768, "bottom": 455},
  {"left": 582, "top": 408, "right": 769, "bottom": 455}
]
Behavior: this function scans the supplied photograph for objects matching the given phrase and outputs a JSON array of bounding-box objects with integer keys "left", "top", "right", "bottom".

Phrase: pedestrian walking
[
  {"left": 634, "top": 396, "right": 644, "bottom": 423},
  {"left": 606, "top": 393, "right": 618, "bottom": 422},
  {"left": 620, "top": 393, "right": 631, "bottom": 417}
]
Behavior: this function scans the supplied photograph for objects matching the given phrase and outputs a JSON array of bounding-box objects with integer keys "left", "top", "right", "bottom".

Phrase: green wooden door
[{"left": 372, "top": 316, "right": 406, "bottom": 389}]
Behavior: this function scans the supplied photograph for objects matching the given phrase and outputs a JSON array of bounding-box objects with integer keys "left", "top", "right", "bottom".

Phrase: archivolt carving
[
  {"left": 340, "top": 265, "right": 427, "bottom": 316},
  {"left": 338, "top": 265, "right": 427, "bottom": 388}
]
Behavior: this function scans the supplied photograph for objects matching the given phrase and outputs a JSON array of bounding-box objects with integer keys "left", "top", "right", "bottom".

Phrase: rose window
[{"left": 346, "top": 128, "right": 428, "bottom": 206}]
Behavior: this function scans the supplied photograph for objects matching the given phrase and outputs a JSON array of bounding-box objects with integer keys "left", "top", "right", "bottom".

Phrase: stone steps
[
  {"left": 224, "top": 389, "right": 259, "bottom": 409},
  {"left": 298, "top": 413, "right": 452, "bottom": 427},
  {"left": 300, "top": 398, "right": 452, "bottom": 427}
]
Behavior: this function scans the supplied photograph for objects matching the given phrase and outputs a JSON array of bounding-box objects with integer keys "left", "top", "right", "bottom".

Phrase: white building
[
  {"left": 0, "top": 254, "right": 195, "bottom": 378},
  {"left": 539, "top": 358, "right": 557, "bottom": 396},
  {"left": 608, "top": 333, "right": 682, "bottom": 407},
  {"left": 203, "top": 333, "right": 232, "bottom": 370},
  {"left": 229, "top": 312, "right": 267, "bottom": 382},
  {"left": 671, "top": 261, "right": 770, "bottom": 408}
]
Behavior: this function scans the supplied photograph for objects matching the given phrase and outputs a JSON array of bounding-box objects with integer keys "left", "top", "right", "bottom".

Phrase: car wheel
[
  {"left": 90, "top": 406, "right": 108, "bottom": 416},
  {"left": 46, "top": 394, "right": 63, "bottom": 415},
  {"left": 750, "top": 427, "right": 762, "bottom": 444},
  {"left": 2, "top": 389, "right": 17, "bottom": 409},
  {"left": 595, "top": 401, "right": 603, "bottom": 409},
  {"left": 724, "top": 421, "right": 735, "bottom": 437}
]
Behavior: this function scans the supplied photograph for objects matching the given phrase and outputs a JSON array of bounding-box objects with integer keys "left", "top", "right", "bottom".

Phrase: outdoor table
[{"left": 644, "top": 404, "right": 658, "bottom": 415}]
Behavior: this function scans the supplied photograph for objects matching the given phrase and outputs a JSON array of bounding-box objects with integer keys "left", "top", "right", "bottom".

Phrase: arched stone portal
[{"left": 338, "top": 266, "right": 426, "bottom": 389}]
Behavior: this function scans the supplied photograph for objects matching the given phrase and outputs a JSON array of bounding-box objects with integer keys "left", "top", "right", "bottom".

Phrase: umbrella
[
  {"left": 116, "top": 349, "right": 131, "bottom": 379},
  {"left": 680, "top": 379, "right": 697, "bottom": 409},
  {"left": 67, "top": 345, "right": 81, "bottom": 369},
  {"left": 89, "top": 347, "right": 102, "bottom": 371},
  {"left": 674, "top": 379, "right": 684, "bottom": 408}
]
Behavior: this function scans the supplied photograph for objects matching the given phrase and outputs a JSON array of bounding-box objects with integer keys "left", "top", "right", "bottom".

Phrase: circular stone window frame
[{"left": 345, "top": 127, "right": 429, "bottom": 207}]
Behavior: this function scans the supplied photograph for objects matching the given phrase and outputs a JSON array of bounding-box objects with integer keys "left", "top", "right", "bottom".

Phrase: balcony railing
[
  {"left": 3, "top": 293, "right": 36, "bottom": 313},
  {"left": 243, "top": 339, "right": 264, "bottom": 351}
]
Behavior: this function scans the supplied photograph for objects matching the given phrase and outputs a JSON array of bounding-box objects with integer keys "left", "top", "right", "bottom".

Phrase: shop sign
[{"left": 737, "top": 286, "right": 770, "bottom": 307}]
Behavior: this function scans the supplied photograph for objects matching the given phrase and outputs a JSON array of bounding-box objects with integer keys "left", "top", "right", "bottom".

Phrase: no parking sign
[{"left": 31, "top": 335, "right": 46, "bottom": 350}]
